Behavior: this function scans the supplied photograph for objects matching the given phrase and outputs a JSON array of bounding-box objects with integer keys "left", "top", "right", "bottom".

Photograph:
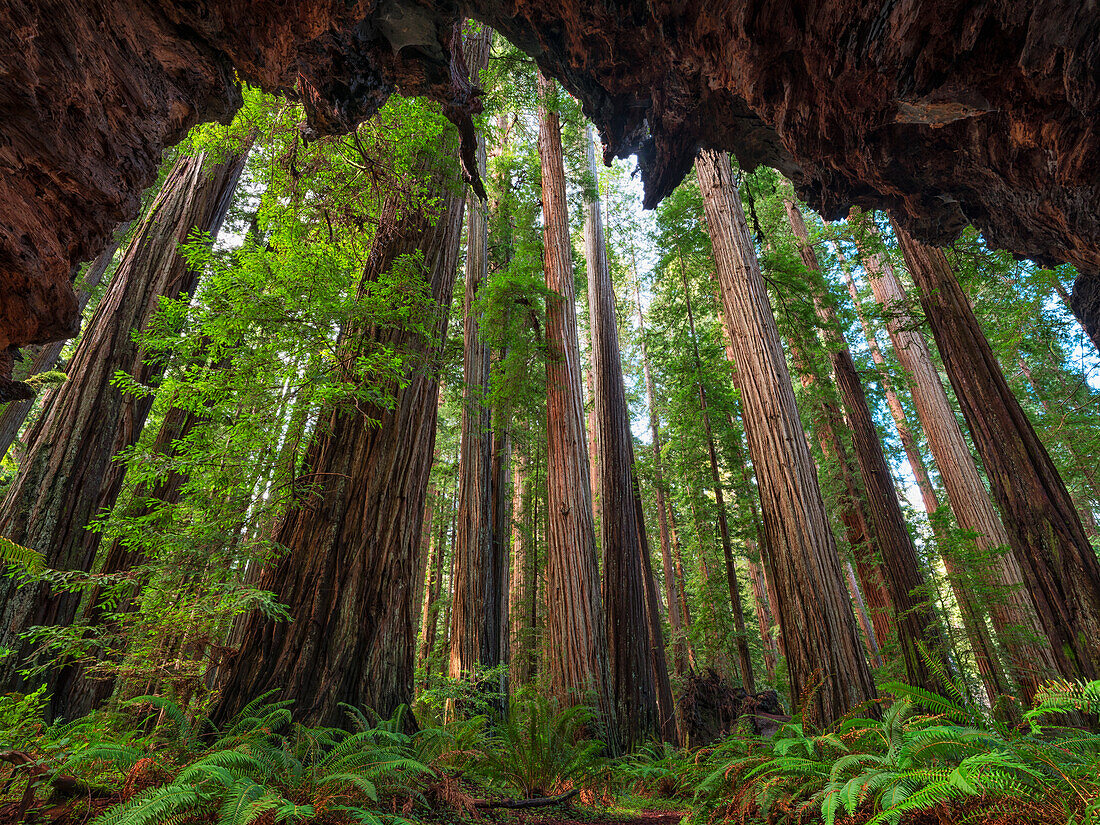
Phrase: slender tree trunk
[
  {"left": 536, "top": 72, "right": 617, "bottom": 747},
  {"left": 447, "top": 27, "right": 497, "bottom": 697},
  {"left": 419, "top": 475, "right": 454, "bottom": 692},
  {"left": 0, "top": 148, "right": 248, "bottom": 694},
  {"left": 489, "top": 414, "right": 513, "bottom": 703},
  {"left": 212, "top": 144, "right": 466, "bottom": 727},
  {"left": 679, "top": 267, "right": 755, "bottom": 692},
  {"left": 635, "top": 282, "right": 691, "bottom": 677},
  {"left": 696, "top": 149, "right": 875, "bottom": 725},
  {"left": 893, "top": 223, "right": 1100, "bottom": 682},
  {"left": 584, "top": 126, "right": 662, "bottom": 746},
  {"left": 747, "top": 555, "right": 779, "bottom": 683},
  {"left": 509, "top": 443, "right": 534, "bottom": 689},
  {"left": 784, "top": 199, "right": 946, "bottom": 693},
  {"left": 859, "top": 228, "right": 1063, "bottom": 699},
  {"left": 844, "top": 560, "right": 884, "bottom": 667},
  {"left": 839, "top": 260, "right": 1010, "bottom": 708},
  {"left": 667, "top": 502, "right": 697, "bottom": 671},
  {"left": 768, "top": 273, "right": 896, "bottom": 655}
]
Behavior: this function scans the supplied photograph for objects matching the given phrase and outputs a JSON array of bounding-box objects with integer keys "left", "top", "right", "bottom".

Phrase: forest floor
[{"left": 511, "top": 812, "right": 685, "bottom": 825}]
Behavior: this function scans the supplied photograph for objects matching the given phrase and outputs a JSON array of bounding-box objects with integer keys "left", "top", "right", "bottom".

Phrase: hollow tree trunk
[
  {"left": 537, "top": 72, "right": 617, "bottom": 748},
  {"left": 894, "top": 223, "right": 1100, "bottom": 682},
  {"left": 0, "top": 225, "right": 127, "bottom": 460},
  {"left": 784, "top": 199, "right": 946, "bottom": 693},
  {"left": 211, "top": 147, "right": 466, "bottom": 728},
  {"left": 447, "top": 25, "right": 498, "bottom": 698},
  {"left": 584, "top": 125, "right": 661, "bottom": 746},
  {"left": 857, "top": 229, "right": 1061, "bottom": 702},
  {"left": 0, "top": 148, "right": 247, "bottom": 693},
  {"left": 696, "top": 149, "right": 876, "bottom": 725}
]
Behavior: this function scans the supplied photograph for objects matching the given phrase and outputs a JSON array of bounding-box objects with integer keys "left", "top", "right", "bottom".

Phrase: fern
[
  {"left": 93, "top": 784, "right": 206, "bottom": 825},
  {"left": 0, "top": 535, "right": 46, "bottom": 572}
]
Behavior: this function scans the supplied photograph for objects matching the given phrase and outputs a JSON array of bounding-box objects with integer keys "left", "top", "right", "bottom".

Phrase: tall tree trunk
[
  {"left": 889, "top": 223, "right": 1100, "bottom": 682},
  {"left": 751, "top": 250, "right": 896, "bottom": 659},
  {"left": 838, "top": 258, "right": 1010, "bottom": 708},
  {"left": 747, "top": 555, "right": 780, "bottom": 683},
  {"left": 784, "top": 199, "right": 946, "bottom": 693},
  {"left": 696, "top": 149, "right": 875, "bottom": 726},
  {"left": 0, "top": 224, "right": 127, "bottom": 460},
  {"left": 212, "top": 146, "right": 466, "bottom": 728},
  {"left": 856, "top": 229, "right": 1059, "bottom": 702},
  {"left": 419, "top": 471, "right": 454, "bottom": 692},
  {"left": 537, "top": 72, "right": 617, "bottom": 747},
  {"left": 635, "top": 281, "right": 691, "bottom": 677},
  {"left": 488, "top": 414, "right": 513, "bottom": 703},
  {"left": 0, "top": 148, "right": 247, "bottom": 693},
  {"left": 667, "top": 502, "right": 698, "bottom": 671},
  {"left": 447, "top": 27, "right": 497, "bottom": 697},
  {"left": 584, "top": 125, "right": 662, "bottom": 746},
  {"left": 509, "top": 442, "right": 534, "bottom": 689},
  {"left": 679, "top": 266, "right": 755, "bottom": 692}
]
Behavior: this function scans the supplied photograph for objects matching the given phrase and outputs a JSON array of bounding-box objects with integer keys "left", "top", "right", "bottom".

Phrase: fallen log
[{"left": 473, "top": 788, "right": 581, "bottom": 809}]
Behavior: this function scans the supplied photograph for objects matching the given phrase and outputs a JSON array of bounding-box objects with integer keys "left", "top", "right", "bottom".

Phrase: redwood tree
[
  {"left": 447, "top": 25, "right": 502, "bottom": 698},
  {"left": 696, "top": 149, "right": 876, "bottom": 725},
  {"left": 784, "top": 198, "right": 946, "bottom": 693},
  {"left": 212, "top": 149, "right": 466, "bottom": 727},
  {"left": 0, "top": 147, "right": 248, "bottom": 693},
  {"left": 584, "top": 126, "right": 667, "bottom": 745},
  {"left": 893, "top": 223, "right": 1100, "bottom": 683},
  {"left": 536, "top": 73, "right": 617, "bottom": 746}
]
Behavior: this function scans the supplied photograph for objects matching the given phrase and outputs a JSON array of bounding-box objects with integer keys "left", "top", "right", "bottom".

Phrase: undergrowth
[{"left": 684, "top": 676, "right": 1100, "bottom": 825}]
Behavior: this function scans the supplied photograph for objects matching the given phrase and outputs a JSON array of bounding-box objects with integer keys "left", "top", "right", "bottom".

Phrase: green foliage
[
  {"left": 480, "top": 691, "right": 606, "bottom": 799},
  {"left": 689, "top": 679, "right": 1100, "bottom": 825},
  {"left": 18, "top": 695, "right": 433, "bottom": 825},
  {"left": 0, "top": 534, "right": 45, "bottom": 573}
]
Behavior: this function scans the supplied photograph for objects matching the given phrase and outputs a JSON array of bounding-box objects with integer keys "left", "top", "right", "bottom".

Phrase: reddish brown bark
[
  {"left": 0, "top": 226, "right": 126, "bottom": 460},
  {"left": 697, "top": 149, "right": 875, "bottom": 725},
  {"left": 447, "top": 26, "right": 499, "bottom": 696},
  {"left": 584, "top": 127, "right": 667, "bottom": 745},
  {"left": 838, "top": 260, "right": 1011, "bottom": 708},
  {"left": 0, "top": 148, "right": 247, "bottom": 694},
  {"left": 537, "top": 72, "right": 617, "bottom": 746},
  {"left": 784, "top": 199, "right": 946, "bottom": 693},
  {"left": 678, "top": 266, "right": 755, "bottom": 693},
  {"left": 856, "top": 228, "right": 1061, "bottom": 704},
  {"left": 895, "top": 224, "right": 1100, "bottom": 682},
  {"left": 212, "top": 149, "right": 466, "bottom": 728}
]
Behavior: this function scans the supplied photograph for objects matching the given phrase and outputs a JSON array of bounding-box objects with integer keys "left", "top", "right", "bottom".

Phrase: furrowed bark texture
[
  {"left": 585, "top": 125, "right": 661, "bottom": 746},
  {"left": 696, "top": 149, "right": 876, "bottom": 726},
  {"left": 537, "top": 72, "right": 617, "bottom": 747},
  {"left": 680, "top": 269, "right": 756, "bottom": 693},
  {"left": 894, "top": 224, "right": 1100, "bottom": 682},
  {"left": 447, "top": 26, "right": 498, "bottom": 693},
  {"left": 784, "top": 199, "right": 946, "bottom": 693},
  {"left": 212, "top": 158, "right": 465, "bottom": 728},
  {"left": 838, "top": 260, "right": 1012, "bottom": 709},
  {"left": 0, "top": 227, "right": 124, "bottom": 460},
  {"left": 635, "top": 283, "right": 691, "bottom": 677},
  {"left": 0, "top": 149, "right": 246, "bottom": 692},
  {"left": 785, "top": 318, "right": 896, "bottom": 654},
  {"left": 854, "top": 238, "right": 1058, "bottom": 704}
]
